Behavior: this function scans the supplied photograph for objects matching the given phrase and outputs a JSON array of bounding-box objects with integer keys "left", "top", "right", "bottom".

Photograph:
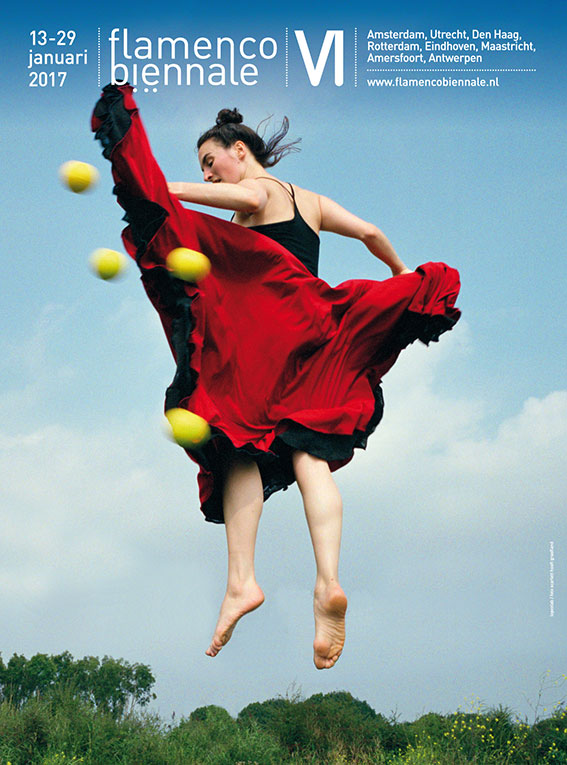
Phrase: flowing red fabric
[{"left": 92, "top": 85, "right": 461, "bottom": 523}]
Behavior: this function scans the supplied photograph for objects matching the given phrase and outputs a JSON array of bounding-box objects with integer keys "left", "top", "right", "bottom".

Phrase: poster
[{"left": 2, "top": 0, "right": 564, "bottom": 727}]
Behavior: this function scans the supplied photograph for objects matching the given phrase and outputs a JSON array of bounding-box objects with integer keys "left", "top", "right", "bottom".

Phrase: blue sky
[{"left": 1, "top": 0, "right": 565, "bottom": 723}]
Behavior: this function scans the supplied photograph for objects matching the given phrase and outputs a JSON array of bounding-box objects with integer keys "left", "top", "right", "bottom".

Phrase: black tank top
[{"left": 245, "top": 178, "right": 320, "bottom": 277}]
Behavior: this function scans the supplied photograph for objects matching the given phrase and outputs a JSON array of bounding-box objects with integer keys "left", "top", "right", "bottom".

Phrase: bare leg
[
  {"left": 292, "top": 451, "right": 347, "bottom": 669},
  {"left": 206, "top": 458, "right": 265, "bottom": 657}
]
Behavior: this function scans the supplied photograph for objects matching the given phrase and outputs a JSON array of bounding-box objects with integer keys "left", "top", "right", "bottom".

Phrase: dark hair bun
[{"left": 216, "top": 108, "right": 243, "bottom": 127}]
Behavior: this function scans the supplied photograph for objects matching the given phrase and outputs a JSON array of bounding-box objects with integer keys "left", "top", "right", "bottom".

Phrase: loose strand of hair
[{"left": 259, "top": 116, "right": 301, "bottom": 167}]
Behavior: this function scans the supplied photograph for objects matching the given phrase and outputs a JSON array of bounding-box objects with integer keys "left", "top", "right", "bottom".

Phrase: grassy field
[{"left": 1, "top": 686, "right": 566, "bottom": 764}]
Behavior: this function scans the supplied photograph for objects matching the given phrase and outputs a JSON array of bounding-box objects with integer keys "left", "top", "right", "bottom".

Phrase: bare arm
[
  {"left": 318, "top": 195, "right": 411, "bottom": 276},
  {"left": 167, "top": 178, "right": 268, "bottom": 213}
]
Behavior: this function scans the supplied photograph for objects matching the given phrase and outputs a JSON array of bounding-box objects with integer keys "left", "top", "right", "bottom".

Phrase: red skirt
[{"left": 92, "top": 85, "right": 461, "bottom": 523}]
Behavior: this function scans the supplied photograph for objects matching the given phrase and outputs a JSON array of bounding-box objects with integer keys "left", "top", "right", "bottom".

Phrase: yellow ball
[
  {"left": 166, "top": 248, "right": 211, "bottom": 282},
  {"left": 165, "top": 408, "right": 211, "bottom": 449},
  {"left": 89, "top": 248, "right": 128, "bottom": 280},
  {"left": 59, "top": 160, "right": 99, "bottom": 193}
]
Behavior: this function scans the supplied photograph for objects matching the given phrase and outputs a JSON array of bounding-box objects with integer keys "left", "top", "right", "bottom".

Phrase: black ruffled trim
[
  {"left": 120, "top": 196, "right": 168, "bottom": 265},
  {"left": 92, "top": 84, "right": 133, "bottom": 158},
  {"left": 93, "top": 85, "right": 169, "bottom": 260},
  {"left": 140, "top": 269, "right": 198, "bottom": 411},
  {"left": 396, "top": 309, "right": 459, "bottom": 348},
  {"left": 277, "top": 385, "right": 384, "bottom": 459}
]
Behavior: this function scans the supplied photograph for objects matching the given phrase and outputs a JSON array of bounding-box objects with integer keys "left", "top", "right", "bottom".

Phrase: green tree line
[{"left": 0, "top": 652, "right": 155, "bottom": 718}]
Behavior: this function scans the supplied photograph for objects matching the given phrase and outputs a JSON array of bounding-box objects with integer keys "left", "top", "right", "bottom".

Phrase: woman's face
[{"left": 198, "top": 139, "right": 243, "bottom": 184}]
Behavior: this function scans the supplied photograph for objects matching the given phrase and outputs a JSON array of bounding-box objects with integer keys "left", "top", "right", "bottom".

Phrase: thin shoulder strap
[{"left": 255, "top": 176, "right": 295, "bottom": 200}]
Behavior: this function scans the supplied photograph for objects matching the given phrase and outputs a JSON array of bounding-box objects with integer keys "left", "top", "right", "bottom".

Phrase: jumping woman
[{"left": 92, "top": 85, "right": 461, "bottom": 670}]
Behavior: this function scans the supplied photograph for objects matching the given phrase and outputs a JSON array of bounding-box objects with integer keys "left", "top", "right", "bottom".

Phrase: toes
[
  {"left": 205, "top": 634, "right": 225, "bottom": 657},
  {"left": 313, "top": 649, "right": 342, "bottom": 669}
]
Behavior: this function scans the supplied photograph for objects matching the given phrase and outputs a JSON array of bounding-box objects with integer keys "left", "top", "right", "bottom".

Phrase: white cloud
[
  {"left": 0, "top": 416, "right": 204, "bottom": 604},
  {"left": 341, "top": 324, "right": 565, "bottom": 535}
]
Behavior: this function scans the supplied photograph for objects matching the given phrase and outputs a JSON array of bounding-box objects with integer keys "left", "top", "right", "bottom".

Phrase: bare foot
[
  {"left": 206, "top": 581, "right": 264, "bottom": 657},
  {"left": 313, "top": 582, "right": 347, "bottom": 669}
]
